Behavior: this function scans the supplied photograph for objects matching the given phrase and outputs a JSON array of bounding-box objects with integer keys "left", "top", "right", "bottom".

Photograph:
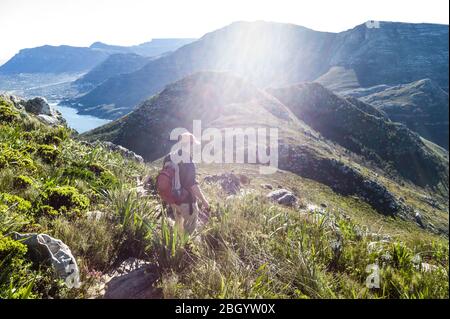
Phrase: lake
[{"left": 52, "top": 103, "right": 111, "bottom": 133}]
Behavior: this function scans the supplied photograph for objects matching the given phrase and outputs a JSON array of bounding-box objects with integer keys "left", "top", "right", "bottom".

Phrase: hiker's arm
[{"left": 191, "top": 184, "right": 210, "bottom": 210}]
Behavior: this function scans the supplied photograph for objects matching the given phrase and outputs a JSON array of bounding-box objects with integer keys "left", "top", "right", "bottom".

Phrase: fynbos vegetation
[{"left": 0, "top": 95, "right": 448, "bottom": 299}]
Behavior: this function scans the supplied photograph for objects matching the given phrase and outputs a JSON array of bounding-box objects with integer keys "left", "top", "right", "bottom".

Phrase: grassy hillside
[
  {"left": 2, "top": 82, "right": 448, "bottom": 298},
  {"left": 1, "top": 95, "right": 147, "bottom": 298}
]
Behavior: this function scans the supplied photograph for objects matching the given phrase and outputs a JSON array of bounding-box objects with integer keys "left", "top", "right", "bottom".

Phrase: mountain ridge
[
  {"left": 348, "top": 79, "right": 449, "bottom": 150},
  {"left": 82, "top": 71, "right": 449, "bottom": 224},
  {"left": 67, "top": 20, "right": 449, "bottom": 120},
  {"left": 0, "top": 39, "right": 197, "bottom": 75}
]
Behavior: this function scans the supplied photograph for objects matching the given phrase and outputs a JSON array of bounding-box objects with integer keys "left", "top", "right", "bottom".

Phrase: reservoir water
[{"left": 52, "top": 103, "right": 111, "bottom": 133}]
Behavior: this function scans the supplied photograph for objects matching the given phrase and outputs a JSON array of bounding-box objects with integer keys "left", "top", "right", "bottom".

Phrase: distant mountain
[
  {"left": 74, "top": 53, "right": 152, "bottom": 92},
  {"left": 0, "top": 39, "right": 196, "bottom": 75},
  {"left": 325, "top": 22, "right": 449, "bottom": 89},
  {"left": 89, "top": 38, "right": 196, "bottom": 57},
  {"left": 349, "top": 79, "right": 449, "bottom": 150},
  {"left": 68, "top": 21, "right": 449, "bottom": 119},
  {"left": 0, "top": 45, "right": 110, "bottom": 74}
]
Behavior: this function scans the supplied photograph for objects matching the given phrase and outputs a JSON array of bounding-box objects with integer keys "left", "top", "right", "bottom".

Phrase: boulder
[
  {"left": 11, "top": 232, "right": 80, "bottom": 288},
  {"left": 20, "top": 96, "right": 66, "bottom": 126},
  {"left": 277, "top": 193, "right": 297, "bottom": 206},
  {"left": 101, "top": 258, "right": 162, "bottom": 299},
  {"left": 24, "top": 97, "right": 54, "bottom": 116},
  {"left": 415, "top": 211, "right": 425, "bottom": 227},
  {"left": 37, "top": 114, "right": 60, "bottom": 125}
]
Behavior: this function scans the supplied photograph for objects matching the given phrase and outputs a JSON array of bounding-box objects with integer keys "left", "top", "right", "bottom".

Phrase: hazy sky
[{"left": 0, "top": 0, "right": 448, "bottom": 64}]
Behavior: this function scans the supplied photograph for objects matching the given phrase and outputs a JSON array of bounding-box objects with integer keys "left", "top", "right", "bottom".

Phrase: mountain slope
[
  {"left": 68, "top": 21, "right": 449, "bottom": 119},
  {"left": 83, "top": 72, "right": 449, "bottom": 229},
  {"left": 351, "top": 79, "right": 449, "bottom": 150},
  {"left": 268, "top": 83, "right": 449, "bottom": 191},
  {"left": 89, "top": 38, "right": 196, "bottom": 56},
  {"left": 73, "top": 53, "right": 152, "bottom": 92},
  {"left": 326, "top": 22, "right": 449, "bottom": 89},
  {"left": 0, "top": 45, "right": 110, "bottom": 74}
]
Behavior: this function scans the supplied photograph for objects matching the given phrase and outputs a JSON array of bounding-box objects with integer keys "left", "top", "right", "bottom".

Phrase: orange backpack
[{"left": 156, "top": 165, "right": 190, "bottom": 205}]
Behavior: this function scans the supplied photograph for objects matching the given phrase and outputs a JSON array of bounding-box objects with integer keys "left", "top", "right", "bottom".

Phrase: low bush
[
  {"left": 0, "top": 143, "right": 36, "bottom": 171},
  {"left": 42, "top": 186, "right": 89, "bottom": 217},
  {"left": 0, "top": 100, "right": 19, "bottom": 123},
  {"left": 13, "top": 175, "right": 35, "bottom": 189},
  {"left": 0, "top": 235, "right": 36, "bottom": 299},
  {"left": 0, "top": 193, "right": 32, "bottom": 214},
  {"left": 37, "top": 144, "right": 60, "bottom": 164}
]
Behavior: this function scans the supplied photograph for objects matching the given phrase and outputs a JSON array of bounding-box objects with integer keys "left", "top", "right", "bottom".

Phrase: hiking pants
[{"left": 171, "top": 202, "right": 199, "bottom": 235}]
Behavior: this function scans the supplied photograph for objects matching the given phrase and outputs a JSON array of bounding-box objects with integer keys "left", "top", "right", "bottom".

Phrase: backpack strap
[{"left": 164, "top": 160, "right": 181, "bottom": 192}]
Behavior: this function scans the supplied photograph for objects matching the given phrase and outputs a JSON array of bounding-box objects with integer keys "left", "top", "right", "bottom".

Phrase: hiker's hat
[{"left": 178, "top": 132, "right": 201, "bottom": 146}]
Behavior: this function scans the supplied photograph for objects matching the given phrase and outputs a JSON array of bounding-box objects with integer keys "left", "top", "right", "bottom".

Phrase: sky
[{"left": 0, "top": 0, "right": 448, "bottom": 64}]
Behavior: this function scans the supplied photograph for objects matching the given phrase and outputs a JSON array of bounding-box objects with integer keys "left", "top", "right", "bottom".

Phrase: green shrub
[
  {"left": 0, "top": 235, "right": 28, "bottom": 276},
  {"left": 43, "top": 135, "right": 62, "bottom": 146},
  {"left": 42, "top": 186, "right": 89, "bottom": 216},
  {"left": 0, "top": 235, "right": 36, "bottom": 299},
  {"left": 0, "top": 99, "right": 19, "bottom": 123},
  {"left": 62, "top": 166, "right": 95, "bottom": 181},
  {"left": 0, "top": 193, "right": 32, "bottom": 214},
  {"left": 0, "top": 143, "right": 36, "bottom": 171},
  {"left": 98, "top": 170, "right": 119, "bottom": 189},
  {"left": 38, "top": 205, "right": 59, "bottom": 218},
  {"left": 13, "top": 175, "right": 35, "bottom": 189},
  {"left": 37, "top": 144, "right": 60, "bottom": 164},
  {"left": 61, "top": 163, "right": 118, "bottom": 192},
  {"left": 104, "top": 186, "right": 158, "bottom": 260}
]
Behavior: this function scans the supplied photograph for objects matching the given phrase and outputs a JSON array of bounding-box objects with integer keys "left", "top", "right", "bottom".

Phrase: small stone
[
  {"left": 87, "top": 210, "right": 105, "bottom": 221},
  {"left": 267, "top": 189, "right": 297, "bottom": 206},
  {"left": 277, "top": 193, "right": 297, "bottom": 206}
]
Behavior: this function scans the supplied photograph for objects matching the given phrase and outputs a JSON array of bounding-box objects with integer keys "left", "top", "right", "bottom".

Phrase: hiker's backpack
[{"left": 156, "top": 165, "right": 190, "bottom": 205}]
